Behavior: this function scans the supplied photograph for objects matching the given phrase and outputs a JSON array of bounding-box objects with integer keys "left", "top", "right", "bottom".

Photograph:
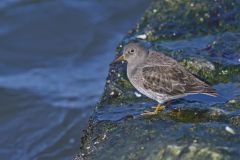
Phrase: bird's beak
[{"left": 113, "top": 55, "right": 125, "bottom": 63}]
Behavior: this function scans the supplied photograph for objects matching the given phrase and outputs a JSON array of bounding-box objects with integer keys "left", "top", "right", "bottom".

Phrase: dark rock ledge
[{"left": 75, "top": 0, "right": 240, "bottom": 159}]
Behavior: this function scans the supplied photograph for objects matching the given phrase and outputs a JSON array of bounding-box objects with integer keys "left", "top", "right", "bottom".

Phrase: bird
[{"left": 114, "top": 42, "right": 217, "bottom": 115}]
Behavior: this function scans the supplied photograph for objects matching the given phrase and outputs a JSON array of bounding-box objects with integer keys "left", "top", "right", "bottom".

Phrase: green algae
[
  {"left": 181, "top": 59, "right": 240, "bottom": 84},
  {"left": 230, "top": 116, "right": 240, "bottom": 126},
  {"left": 117, "top": 78, "right": 134, "bottom": 91},
  {"left": 138, "top": 0, "right": 240, "bottom": 41},
  {"left": 225, "top": 97, "right": 240, "bottom": 109}
]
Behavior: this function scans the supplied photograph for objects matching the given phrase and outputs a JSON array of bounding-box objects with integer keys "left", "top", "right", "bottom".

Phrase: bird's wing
[
  {"left": 141, "top": 64, "right": 216, "bottom": 97},
  {"left": 145, "top": 50, "right": 178, "bottom": 66}
]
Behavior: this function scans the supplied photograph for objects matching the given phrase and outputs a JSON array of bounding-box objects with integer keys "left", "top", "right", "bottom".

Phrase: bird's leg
[
  {"left": 154, "top": 103, "right": 165, "bottom": 113},
  {"left": 141, "top": 103, "right": 165, "bottom": 116}
]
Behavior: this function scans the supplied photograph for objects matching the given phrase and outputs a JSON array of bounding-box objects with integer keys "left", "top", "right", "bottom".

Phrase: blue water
[{"left": 0, "top": 0, "right": 150, "bottom": 159}]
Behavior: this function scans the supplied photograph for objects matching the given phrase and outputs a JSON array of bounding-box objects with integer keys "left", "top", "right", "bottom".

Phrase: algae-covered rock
[{"left": 75, "top": 0, "right": 240, "bottom": 159}]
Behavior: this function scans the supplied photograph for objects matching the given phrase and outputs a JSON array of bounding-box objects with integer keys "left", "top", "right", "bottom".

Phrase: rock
[{"left": 75, "top": 0, "right": 240, "bottom": 159}]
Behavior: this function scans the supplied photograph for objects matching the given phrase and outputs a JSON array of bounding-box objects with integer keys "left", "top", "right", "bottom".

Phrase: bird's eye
[{"left": 130, "top": 49, "right": 135, "bottom": 53}]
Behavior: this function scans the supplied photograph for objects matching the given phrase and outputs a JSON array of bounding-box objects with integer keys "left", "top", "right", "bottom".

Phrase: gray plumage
[{"left": 121, "top": 42, "right": 216, "bottom": 104}]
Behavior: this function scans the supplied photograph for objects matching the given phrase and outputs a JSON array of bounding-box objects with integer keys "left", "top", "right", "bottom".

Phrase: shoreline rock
[{"left": 75, "top": 0, "right": 240, "bottom": 159}]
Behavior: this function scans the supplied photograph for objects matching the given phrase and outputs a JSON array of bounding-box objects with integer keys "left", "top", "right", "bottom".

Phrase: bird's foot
[
  {"left": 141, "top": 110, "right": 158, "bottom": 116},
  {"left": 141, "top": 103, "right": 165, "bottom": 116},
  {"left": 152, "top": 104, "right": 166, "bottom": 112}
]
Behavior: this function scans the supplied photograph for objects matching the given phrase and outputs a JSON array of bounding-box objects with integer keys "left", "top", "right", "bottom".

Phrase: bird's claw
[
  {"left": 140, "top": 110, "right": 159, "bottom": 116},
  {"left": 141, "top": 104, "right": 166, "bottom": 116}
]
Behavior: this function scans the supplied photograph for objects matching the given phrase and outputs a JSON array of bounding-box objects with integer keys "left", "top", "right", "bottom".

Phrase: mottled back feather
[{"left": 141, "top": 51, "right": 216, "bottom": 97}]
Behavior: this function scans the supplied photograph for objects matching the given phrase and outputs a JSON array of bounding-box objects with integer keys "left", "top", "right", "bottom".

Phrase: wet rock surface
[{"left": 75, "top": 0, "right": 240, "bottom": 159}]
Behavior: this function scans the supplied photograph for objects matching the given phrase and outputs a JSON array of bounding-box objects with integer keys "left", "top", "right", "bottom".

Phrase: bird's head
[{"left": 114, "top": 42, "right": 148, "bottom": 64}]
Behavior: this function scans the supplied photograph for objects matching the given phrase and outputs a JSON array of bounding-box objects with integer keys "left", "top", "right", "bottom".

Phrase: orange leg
[{"left": 141, "top": 103, "right": 165, "bottom": 116}]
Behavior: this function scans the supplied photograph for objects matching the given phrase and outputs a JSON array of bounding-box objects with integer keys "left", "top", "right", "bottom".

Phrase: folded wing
[{"left": 141, "top": 65, "right": 216, "bottom": 97}]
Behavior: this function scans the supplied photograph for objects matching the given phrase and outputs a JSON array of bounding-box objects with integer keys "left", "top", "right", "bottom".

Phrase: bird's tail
[
  {"left": 202, "top": 85, "right": 218, "bottom": 97},
  {"left": 202, "top": 91, "right": 218, "bottom": 97}
]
